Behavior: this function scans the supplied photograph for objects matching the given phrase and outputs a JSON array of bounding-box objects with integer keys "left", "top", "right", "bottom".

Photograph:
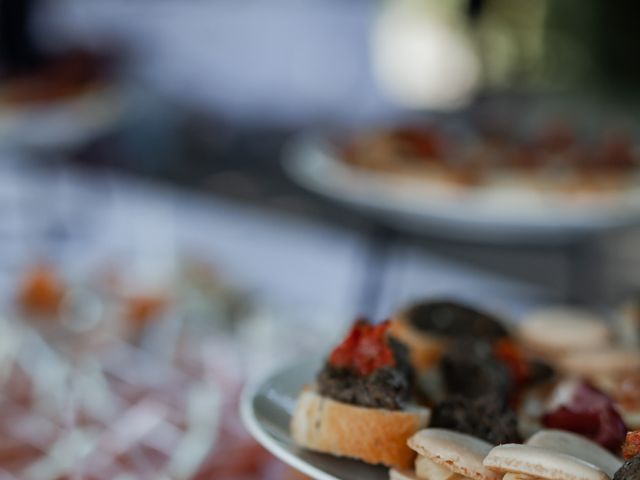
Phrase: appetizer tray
[
  {"left": 241, "top": 356, "right": 388, "bottom": 480},
  {"left": 241, "top": 301, "right": 640, "bottom": 480},
  {"left": 283, "top": 135, "right": 640, "bottom": 243}
]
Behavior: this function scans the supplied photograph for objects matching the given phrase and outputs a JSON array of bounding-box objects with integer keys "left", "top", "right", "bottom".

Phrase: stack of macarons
[
  {"left": 393, "top": 428, "right": 626, "bottom": 480},
  {"left": 515, "top": 306, "right": 640, "bottom": 429}
]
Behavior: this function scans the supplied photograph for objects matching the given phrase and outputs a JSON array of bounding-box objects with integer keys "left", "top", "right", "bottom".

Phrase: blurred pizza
[{"left": 339, "top": 122, "right": 639, "bottom": 200}]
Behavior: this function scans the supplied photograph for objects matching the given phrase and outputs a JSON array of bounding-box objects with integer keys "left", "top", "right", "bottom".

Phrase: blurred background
[{"left": 0, "top": 0, "right": 640, "bottom": 478}]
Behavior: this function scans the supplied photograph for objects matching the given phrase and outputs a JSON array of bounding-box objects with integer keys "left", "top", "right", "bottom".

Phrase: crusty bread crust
[
  {"left": 291, "top": 388, "right": 431, "bottom": 469},
  {"left": 389, "top": 316, "right": 445, "bottom": 370}
]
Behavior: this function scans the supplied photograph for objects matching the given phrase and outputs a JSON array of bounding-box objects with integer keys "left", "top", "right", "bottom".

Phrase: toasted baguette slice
[
  {"left": 291, "top": 388, "right": 431, "bottom": 469},
  {"left": 389, "top": 316, "right": 445, "bottom": 370}
]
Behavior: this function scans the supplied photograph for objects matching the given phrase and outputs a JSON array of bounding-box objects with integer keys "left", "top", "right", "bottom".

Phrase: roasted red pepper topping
[
  {"left": 542, "top": 381, "right": 627, "bottom": 453},
  {"left": 392, "top": 127, "right": 446, "bottom": 161},
  {"left": 328, "top": 319, "right": 396, "bottom": 376},
  {"left": 494, "top": 339, "right": 531, "bottom": 389},
  {"left": 623, "top": 431, "right": 640, "bottom": 460},
  {"left": 616, "top": 372, "right": 640, "bottom": 411}
]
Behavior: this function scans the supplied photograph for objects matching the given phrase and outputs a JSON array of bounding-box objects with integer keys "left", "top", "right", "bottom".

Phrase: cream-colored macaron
[
  {"left": 616, "top": 298, "right": 640, "bottom": 348},
  {"left": 557, "top": 349, "right": 640, "bottom": 379},
  {"left": 517, "top": 307, "right": 611, "bottom": 358},
  {"left": 502, "top": 474, "right": 537, "bottom": 480},
  {"left": 389, "top": 468, "right": 422, "bottom": 480},
  {"left": 408, "top": 429, "right": 500, "bottom": 480},
  {"left": 483, "top": 444, "right": 608, "bottom": 480},
  {"left": 526, "top": 430, "right": 622, "bottom": 478}
]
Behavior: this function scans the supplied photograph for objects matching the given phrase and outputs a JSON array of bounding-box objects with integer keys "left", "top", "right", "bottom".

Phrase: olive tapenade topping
[
  {"left": 317, "top": 320, "right": 414, "bottom": 410},
  {"left": 317, "top": 363, "right": 411, "bottom": 410},
  {"left": 407, "top": 300, "right": 508, "bottom": 341},
  {"left": 614, "top": 456, "right": 640, "bottom": 480},
  {"left": 430, "top": 394, "right": 522, "bottom": 445}
]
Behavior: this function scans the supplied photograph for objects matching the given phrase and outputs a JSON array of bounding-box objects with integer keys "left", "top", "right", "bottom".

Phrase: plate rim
[{"left": 240, "top": 365, "right": 344, "bottom": 480}]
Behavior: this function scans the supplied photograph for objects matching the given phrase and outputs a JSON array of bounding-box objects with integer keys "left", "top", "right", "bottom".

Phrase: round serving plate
[
  {"left": 283, "top": 134, "right": 640, "bottom": 245},
  {"left": 0, "top": 84, "right": 126, "bottom": 152},
  {"left": 240, "top": 356, "right": 388, "bottom": 480}
]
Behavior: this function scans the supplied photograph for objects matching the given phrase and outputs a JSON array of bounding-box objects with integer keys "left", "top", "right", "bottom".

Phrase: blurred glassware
[
  {"left": 0, "top": 292, "right": 223, "bottom": 478},
  {"left": 373, "top": 0, "right": 481, "bottom": 109},
  {"left": 373, "top": 0, "right": 640, "bottom": 110},
  {"left": 0, "top": 0, "right": 126, "bottom": 153}
]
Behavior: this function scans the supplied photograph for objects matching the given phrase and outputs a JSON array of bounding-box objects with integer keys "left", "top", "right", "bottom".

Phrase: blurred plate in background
[
  {"left": 0, "top": 85, "right": 126, "bottom": 152},
  {"left": 284, "top": 135, "right": 640, "bottom": 244}
]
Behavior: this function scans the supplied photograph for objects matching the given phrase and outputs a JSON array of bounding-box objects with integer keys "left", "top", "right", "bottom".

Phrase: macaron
[
  {"left": 416, "top": 453, "right": 466, "bottom": 480},
  {"left": 616, "top": 297, "right": 640, "bottom": 348},
  {"left": 526, "top": 430, "right": 622, "bottom": 478},
  {"left": 483, "top": 444, "right": 608, "bottom": 480},
  {"left": 517, "top": 308, "right": 611, "bottom": 359},
  {"left": 389, "top": 469, "right": 422, "bottom": 480},
  {"left": 408, "top": 429, "right": 500, "bottom": 480},
  {"left": 502, "top": 474, "right": 536, "bottom": 480},
  {"left": 557, "top": 349, "right": 640, "bottom": 380}
]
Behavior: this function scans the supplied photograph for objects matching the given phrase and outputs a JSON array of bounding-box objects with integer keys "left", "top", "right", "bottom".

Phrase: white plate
[
  {"left": 240, "top": 356, "right": 388, "bottom": 480},
  {"left": 0, "top": 85, "right": 126, "bottom": 151},
  {"left": 283, "top": 135, "right": 640, "bottom": 244}
]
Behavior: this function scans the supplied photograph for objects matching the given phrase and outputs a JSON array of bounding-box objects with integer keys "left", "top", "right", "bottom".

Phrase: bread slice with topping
[
  {"left": 291, "top": 388, "right": 430, "bottom": 469},
  {"left": 291, "top": 319, "right": 431, "bottom": 469}
]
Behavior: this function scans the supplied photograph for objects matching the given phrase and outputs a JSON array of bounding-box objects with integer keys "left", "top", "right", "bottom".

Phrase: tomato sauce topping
[
  {"left": 623, "top": 431, "right": 640, "bottom": 460},
  {"left": 615, "top": 372, "right": 640, "bottom": 411},
  {"left": 328, "top": 320, "right": 396, "bottom": 376},
  {"left": 494, "top": 339, "right": 531, "bottom": 389}
]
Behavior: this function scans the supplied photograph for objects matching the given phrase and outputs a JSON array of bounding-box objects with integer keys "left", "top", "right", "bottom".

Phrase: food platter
[
  {"left": 240, "top": 356, "right": 388, "bottom": 480},
  {"left": 0, "top": 84, "right": 126, "bottom": 151},
  {"left": 241, "top": 300, "right": 640, "bottom": 480},
  {"left": 283, "top": 135, "right": 640, "bottom": 244}
]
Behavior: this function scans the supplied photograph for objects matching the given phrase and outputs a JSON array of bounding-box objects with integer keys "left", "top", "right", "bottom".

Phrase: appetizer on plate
[
  {"left": 283, "top": 298, "right": 640, "bottom": 480},
  {"left": 389, "top": 300, "right": 508, "bottom": 370},
  {"left": 291, "top": 319, "right": 431, "bottom": 469}
]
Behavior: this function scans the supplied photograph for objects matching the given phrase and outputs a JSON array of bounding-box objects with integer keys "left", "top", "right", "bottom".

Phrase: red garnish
[
  {"left": 329, "top": 319, "right": 396, "bottom": 376},
  {"left": 598, "top": 132, "right": 634, "bottom": 170},
  {"left": 539, "top": 121, "right": 575, "bottom": 153},
  {"left": 542, "top": 381, "right": 627, "bottom": 453},
  {"left": 615, "top": 372, "right": 640, "bottom": 411},
  {"left": 623, "top": 431, "right": 640, "bottom": 459},
  {"left": 494, "top": 339, "right": 531, "bottom": 389},
  {"left": 392, "top": 127, "right": 445, "bottom": 160},
  {"left": 18, "top": 263, "right": 65, "bottom": 317},
  {"left": 509, "top": 146, "right": 544, "bottom": 170}
]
